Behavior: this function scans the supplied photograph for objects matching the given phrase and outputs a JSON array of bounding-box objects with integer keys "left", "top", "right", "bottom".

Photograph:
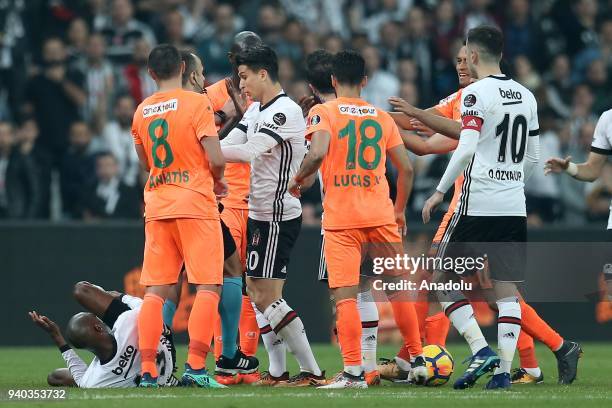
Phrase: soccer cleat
[
  {"left": 215, "top": 372, "right": 239, "bottom": 386},
  {"left": 181, "top": 363, "right": 227, "bottom": 388},
  {"left": 408, "top": 356, "right": 428, "bottom": 385},
  {"left": 511, "top": 368, "right": 544, "bottom": 384},
  {"left": 485, "top": 372, "right": 511, "bottom": 390},
  {"left": 139, "top": 373, "right": 159, "bottom": 388},
  {"left": 317, "top": 371, "right": 367, "bottom": 389},
  {"left": 237, "top": 371, "right": 261, "bottom": 384},
  {"left": 555, "top": 341, "right": 583, "bottom": 385},
  {"left": 377, "top": 358, "right": 409, "bottom": 382},
  {"left": 275, "top": 371, "right": 326, "bottom": 387},
  {"left": 365, "top": 370, "right": 381, "bottom": 386},
  {"left": 215, "top": 349, "right": 259, "bottom": 375},
  {"left": 252, "top": 371, "right": 289, "bottom": 386},
  {"left": 453, "top": 346, "right": 500, "bottom": 390}
]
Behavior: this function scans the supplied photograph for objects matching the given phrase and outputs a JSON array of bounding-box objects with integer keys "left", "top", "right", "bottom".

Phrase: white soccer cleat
[{"left": 318, "top": 371, "right": 368, "bottom": 389}]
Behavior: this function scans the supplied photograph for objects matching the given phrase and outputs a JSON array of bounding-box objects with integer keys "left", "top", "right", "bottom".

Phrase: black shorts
[
  {"left": 436, "top": 214, "right": 527, "bottom": 282},
  {"left": 246, "top": 216, "right": 301, "bottom": 280},
  {"left": 221, "top": 219, "right": 237, "bottom": 260},
  {"left": 317, "top": 232, "right": 376, "bottom": 282}
]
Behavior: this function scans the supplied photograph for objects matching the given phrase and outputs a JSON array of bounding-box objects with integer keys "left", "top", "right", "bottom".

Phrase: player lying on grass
[{"left": 29, "top": 281, "right": 177, "bottom": 388}]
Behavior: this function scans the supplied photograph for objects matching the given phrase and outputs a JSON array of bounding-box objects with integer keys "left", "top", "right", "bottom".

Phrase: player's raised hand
[
  {"left": 214, "top": 177, "right": 229, "bottom": 199},
  {"left": 298, "top": 95, "right": 316, "bottom": 119},
  {"left": 544, "top": 156, "right": 571, "bottom": 175},
  {"left": 388, "top": 97, "right": 417, "bottom": 117},
  {"left": 422, "top": 191, "right": 444, "bottom": 224},
  {"left": 225, "top": 77, "right": 247, "bottom": 117},
  {"left": 29, "top": 311, "right": 65, "bottom": 345},
  {"left": 288, "top": 177, "right": 302, "bottom": 198}
]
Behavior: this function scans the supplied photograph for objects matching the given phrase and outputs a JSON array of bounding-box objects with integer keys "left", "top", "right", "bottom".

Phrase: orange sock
[
  {"left": 517, "top": 330, "right": 538, "bottom": 368},
  {"left": 213, "top": 313, "right": 223, "bottom": 360},
  {"left": 390, "top": 301, "right": 423, "bottom": 357},
  {"left": 239, "top": 295, "right": 260, "bottom": 356},
  {"left": 187, "top": 290, "right": 220, "bottom": 370},
  {"left": 335, "top": 298, "right": 362, "bottom": 367},
  {"left": 520, "top": 301, "right": 563, "bottom": 351},
  {"left": 138, "top": 293, "right": 164, "bottom": 377},
  {"left": 425, "top": 312, "right": 450, "bottom": 347},
  {"left": 414, "top": 300, "right": 428, "bottom": 340}
]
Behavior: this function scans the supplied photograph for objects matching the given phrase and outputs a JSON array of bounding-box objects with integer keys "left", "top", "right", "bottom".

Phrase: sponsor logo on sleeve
[
  {"left": 461, "top": 115, "right": 483, "bottom": 131},
  {"left": 463, "top": 94, "right": 477, "bottom": 107},
  {"left": 272, "top": 112, "right": 287, "bottom": 125},
  {"left": 142, "top": 99, "right": 178, "bottom": 118},
  {"left": 309, "top": 114, "right": 321, "bottom": 126}
]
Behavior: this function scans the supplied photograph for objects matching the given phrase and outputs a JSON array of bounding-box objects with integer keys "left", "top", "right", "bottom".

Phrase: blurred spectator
[
  {"left": 433, "top": 0, "right": 460, "bottom": 64},
  {"left": 196, "top": 3, "right": 238, "bottom": 81},
  {"left": 585, "top": 59, "right": 611, "bottom": 115},
  {"left": 24, "top": 37, "right": 86, "bottom": 161},
  {"left": 120, "top": 38, "right": 156, "bottom": 104},
  {"left": 0, "top": 121, "right": 39, "bottom": 219},
  {"left": 102, "top": 94, "right": 140, "bottom": 187},
  {"left": 81, "top": 152, "right": 142, "bottom": 220},
  {"left": 323, "top": 35, "right": 344, "bottom": 54},
  {"left": 545, "top": 54, "right": 573, "bottom": 118},
  {"left": 302, "top": 32, "right": 321, "bottom": 57},
  {"left": 459, "top": 0, "right": 498, "bottom": 35},
  {"left": 99, "top": 0, "right": 156, "bottom": 64},
  {"left": 280, "top": 0, "right": 346, "bottom": 38},
  {"left": 88, "top": 0, "right": 109, "bottom": 32},
  {"left": 66, "top": 18, "right": 90, "bottom": 64},
  {"left": 503, "top": 0, "right": 536, "bottom": 62},
  {"left": 562, "top": 0, "right": 599, "bottom": 57},
  {"left": 278, "top": 57, "right": 296, "bottom": 89},
  {"left": 73, "top": 33, "right": 114, "bottom": 124},
  {"left": 379, "top": 21, "right": 401, "bottom": 72},
  {"left": 399, "top": 81, "right": 419, "bottom": 107},
  {"left": 585, "top": 163, "right": 612, "bottom": 223},
  {"left": 0, "top": 0, "right": 27, "bottom": 120},
  {"left": 361, "top": 45, "right": 400, "bottom": 110},
  {"left": 161, "top": 8, "right": 191, "bottom": 49},
  {"left": 60, "top": 121, "right": 99, "bottom": 219},
  {"left": 399, "top": 7, "right": 434, "bottom": 104},
  {"left": 353, "top": 0, "right": 411, "bottom": 44},
  {"left": 257, "top": 3, "right": 287, "bottom": 47},
  {"left": 514, "top": 55, "right": 541, "bottom": 91},
  {"left": 276, "top": 18, "right": 304, "bottom": 62},
  {"left": 396, "top": 58, "right": 418, "bottom": 83}
]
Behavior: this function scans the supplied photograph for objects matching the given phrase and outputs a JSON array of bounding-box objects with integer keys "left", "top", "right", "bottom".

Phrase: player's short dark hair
[
  {"left": 147, "top": 44, "right": 182, "bottom": 80},
  {"left": 466, "top": 26, "right": 504, "bottom": 61},
  {"left": 332, "top": 50, "right": 366, "bottom": 86},
  {"left": 306, "top": 50, "right": 334, "bottom": 94},
  {"left": 235, "top": 45, "right": 279, "bottom": 81},
  {"left": 180, "top": 50, "right": 198, "bottom": 85}
]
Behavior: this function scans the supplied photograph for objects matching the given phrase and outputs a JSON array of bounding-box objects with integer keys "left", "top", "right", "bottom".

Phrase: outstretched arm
[
  {"left": 288, "top": 130, "right": 331, "bottom": 197},
  {"left": 545, "top": 152, "right": 607, "bottom": 182},
  {"left": 389, "top": 97, "right": 461, "bottom": 139}
]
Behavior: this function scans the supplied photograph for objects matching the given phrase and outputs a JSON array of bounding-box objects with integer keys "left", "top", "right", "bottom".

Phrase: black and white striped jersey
[
  {"left": 222, "top": 92, "right": 306, "bottom": 222},
  {"left": 456, "top": 75, "right": 539, "bottom": 217},
  {"left": 590, "top": 109, "right": 612, "bottom": 229}
]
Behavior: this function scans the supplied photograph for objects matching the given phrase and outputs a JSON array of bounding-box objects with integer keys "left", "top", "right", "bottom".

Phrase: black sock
[{"left": 554, "top": 341, "right": 570, "bottom": 358}]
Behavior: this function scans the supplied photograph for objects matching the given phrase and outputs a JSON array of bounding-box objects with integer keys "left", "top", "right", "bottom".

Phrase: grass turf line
[{"left": 0, "top": 343, "right": 610, "bottom": 407}]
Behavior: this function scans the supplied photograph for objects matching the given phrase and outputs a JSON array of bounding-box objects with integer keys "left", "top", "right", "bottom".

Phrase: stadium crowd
[{"left": 0, "top": 0, "right": 610, "bottom": 226}]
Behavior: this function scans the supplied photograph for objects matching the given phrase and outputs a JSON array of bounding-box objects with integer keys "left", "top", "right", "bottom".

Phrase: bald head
[
  {"left": 66, "top": 312, "right": 109, "bottom": 349},
  {"left": 230, "top": 31, "right": 263, "bottom": 56}
]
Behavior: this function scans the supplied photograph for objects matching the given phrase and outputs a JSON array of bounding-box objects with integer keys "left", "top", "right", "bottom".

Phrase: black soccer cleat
[
  {"left": 555, "top": 341, "right": 583, "bottom": 385},
  {"left": 215, "top": 349, "right": 259, "bottom": 375}
]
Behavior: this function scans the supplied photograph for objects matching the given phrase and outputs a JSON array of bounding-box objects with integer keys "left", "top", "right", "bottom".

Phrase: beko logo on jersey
[
  {"left": 142, "top": 99, "right": 178, "bottom": 117},
  {"left": 112, "top": 345, "right": 136, "bottom": 376},
  {"left": 499, "top": 88, "right": 522, "bottom": 100},
  {"left": 338, "top": 105, "right": 377, "bottom": 117}
]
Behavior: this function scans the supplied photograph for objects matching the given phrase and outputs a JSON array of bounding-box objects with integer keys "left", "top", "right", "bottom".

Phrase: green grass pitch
[{"left": 1, "top": 343, "right": 610, "bottom": 407}]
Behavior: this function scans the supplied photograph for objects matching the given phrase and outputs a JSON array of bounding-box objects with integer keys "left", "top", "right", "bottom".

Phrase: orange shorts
[
  {"left": 220, "top": 207, "right": 248, "bottom": 268},
  {"left": 141, "top": 218, "right": 223, "bottom": 286},
  {"left": 324, "top": 223, "right": 403, "bottom": 289}
]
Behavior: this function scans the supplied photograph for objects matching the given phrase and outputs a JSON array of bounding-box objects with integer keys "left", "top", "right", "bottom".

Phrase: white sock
[
  {"left": 357, "top": 290, "right": 378, "bottom": 373},
  {"left": 345, "top": 365, "right": 362, "bottom": 377},
  {"left": 524, "top": 367, "right": 541, "bottom": 378},
  {"left": 254, "top": 302, "right": 286, "bottom": 377},
  {"left": 494, "top": 297, "right": 521, "bottom": 375},
  {"left": 264, "top": 299, "right": 322, "bottom": 376},
  {"left": 441, "top": 299, "right": 488, "bottom": 355},
  {"left": 394, "top": 356, "right": 412, "bottom": 371}
]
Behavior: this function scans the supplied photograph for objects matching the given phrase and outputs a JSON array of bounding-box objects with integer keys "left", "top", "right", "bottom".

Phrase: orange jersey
[
  {"left": 306, "top": 97, "right": 403, "bottom": 230},
  {"left": 432, "top": 89, "right": 463, "bottom": 243},
  {"left": 206, "top": 79, "right": 250, "bottom": 210},
  {"left": 132, "top": 88, "right": 219, "bottom": 221}
]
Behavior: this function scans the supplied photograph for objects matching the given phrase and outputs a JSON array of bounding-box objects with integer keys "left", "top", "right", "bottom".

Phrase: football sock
[
  {"left": 390, "top": 300, "right": 423, "bottom": 357},
  {"left": 397, "top": 344, "right": 412, "bottom": 362},
  {"left": 525, "top": 367, "right": 542, "bottom": 378},
  {"left": 213, "top": 314, "right": 222, "bottom": 360},
  {"left": 517, "top": 330, "right": 539, "bottom": 369},
  {"left": 395, "top": 355, "right": 412, "bottom": 371},
  {"left": 441, "top": 297, "right": 488, "bottom": 355},
  {"left": 162, "top": 299, "right": 177, "bottom": 328},
  {"left": 425, "top": 312, "right": 450, "bottom": 347},
  {"left": 495, "top": 297, "right": 522, "bottom": 375},
  {"left": 263, "top": 299, "right": 321, "bottom": 376},
  {"left": 519, "top": 301, "right": 564, "bottom": 351},
  {"left": 219, "top": 277, "right": 243, "bottom": 359},
  {"left": 335, "top": 298, "right": 362, "bottom": 376},
  {"left": 357, "top": 290, "right": 378, "bottom": 373},
  {"left": 138, "top": 293, "right": 164, "bottom": 377},
  {"left": 239, "top": 295, "right": 259, "bottom": 356},
  {"left": 414, "top": 300, "right": 429, "bottom": 339},
  {"left": 254, "top": 303, "right": 286, "bottom": 377},
  {"left": 187, "top": 290, "right": 219, "bottom": 370}
]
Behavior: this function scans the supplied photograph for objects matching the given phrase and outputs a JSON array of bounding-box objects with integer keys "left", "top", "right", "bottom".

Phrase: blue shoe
[
  {"left": 139, "top": 373, "right": 159, "bottom": 388},
  {"left": 453, "top": 346, "right": 500, "bottom": 389},
  {"left": 485, "top": 372, "right": 511, "bottom": 390},
  {"left": 181, "top": 363, "right": 227, "bottom": 388}
]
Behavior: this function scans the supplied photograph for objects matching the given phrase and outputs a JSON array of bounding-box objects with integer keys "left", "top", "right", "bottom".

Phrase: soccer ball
[{"left": 423, "top": 344, "right": 454, "bottom": 386}]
